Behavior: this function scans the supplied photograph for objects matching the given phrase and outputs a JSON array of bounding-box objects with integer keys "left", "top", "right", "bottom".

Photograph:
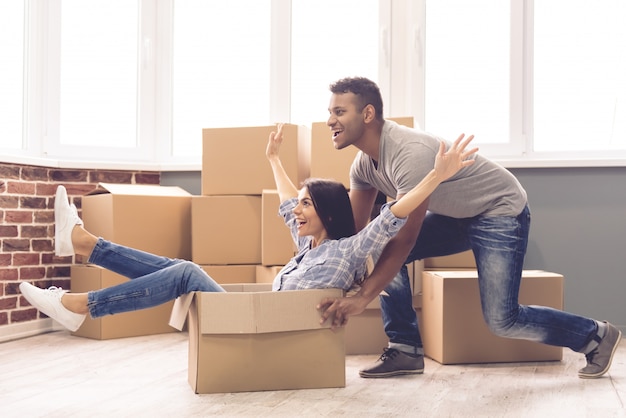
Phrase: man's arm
[
  {"left": 318, "top": 195, "right": 429, "bottom": 327},
  {"left": 358, "top": 197, "right": 427, "bottom": 300},
  {"left": 349, "top": 188, "right": 379, "bottom": 231}
]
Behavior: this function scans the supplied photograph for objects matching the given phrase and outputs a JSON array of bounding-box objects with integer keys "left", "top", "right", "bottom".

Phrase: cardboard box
[
  {"left": 345, "top": 304, "right": 423, "bottom": 355},
  {"left": 202, "top": 124, "right": 310, "bottom": 196},
  {"left": 345, "top": 309, "right": 388, "bottom": 355},
  {"left": 191, "top": 195, "right": 261, "bottom": 265},
  {"left": 70, "top": 265, "right": 175, "bottom": 340},
  {"left": 424, "top": 250, "right": 476, "bottom": 269},
  {"left": 255, "top": 265, "right": 283, "bottom": 284},
  {"left": 169, "top": 284, "right": 345, "bottom": 394},
  {"left": 422, "top": 270, "right": 564, "bottom": 364},
  {"left": 261, "top": 190, "right": 296, "bottom": 266},
  {"left": 200, "top": 265, "right": 256, "bottom": 285},
  {"left": 310, "top": 117, "right": 414, "bottom": 188},
  {"left": 254, "top": 260, "right": 423, "bottom": 355},
  {"left": 343, "top": 270, "right": 422, "bottom": 355},
  {"left": 82, "top": 183, "right": 192, "bottom": 260}
]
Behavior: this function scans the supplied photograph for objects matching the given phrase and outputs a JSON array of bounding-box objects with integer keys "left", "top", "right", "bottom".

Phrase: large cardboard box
[
  {"left": 345, "top": 310, "right": 388, "bottom": 355},
  {"left": 191, "top": 195, "right": 261, "bottom": 265},
  {"left": 202, "top": 124, "right": 310, "bottom": 196},
  {"left": 261, "top": 190, "right": 296, "bottom": 266},
  {"left": 200, "top": 265, "right": 256, "bottom": 285},
  {"left": 343, "top": 263, "right": 422, "bottom": 356},
  {"left": 169, "top": 284, "right": 345, "bottom": 394},
  {"left": 70, "top": 265, "right": 175, "bottom": 339},
  {"left": 255, "top": 265, "right": 283, "bottom": 284},
  {"left": 424, "top": 250, "right": 476, "bottom": 269},
  {"left": 254, "top": 260, "right": 423, "bottom": 355},
  {"left": 82, "top": 183, "right": 192, "bottom": 260},
  {"left": 422, "top": 270, "right": 564, "bottom": 364},
  {"left": 310, "top": 117, "right": 414, "bottom": 188}
]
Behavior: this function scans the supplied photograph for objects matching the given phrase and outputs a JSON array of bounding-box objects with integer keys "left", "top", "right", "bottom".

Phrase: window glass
[
  {"left": 425, "top": 0, "right": 510, "bottom": 144},
  {"left": 59, "top": 0, "right": 138, "bottom": 147},
  {"left": 0, "top": 2, "right": 25, "bottom": 149},
  {"left": 291, "top": 0, "right": 379, "bottom": 125},
  {"left": 172, "top": 0, "right": 271, "bottom": 157},
  {"left": 533, "top": 0, "right": 626, "bottom": 152}
]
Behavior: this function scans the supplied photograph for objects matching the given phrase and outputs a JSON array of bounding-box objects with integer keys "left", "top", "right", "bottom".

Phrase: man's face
[{"left": 327, "top": 92, "right": 366, "bottom": 150}]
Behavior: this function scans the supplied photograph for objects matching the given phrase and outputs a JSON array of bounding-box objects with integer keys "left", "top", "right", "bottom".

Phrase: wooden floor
[{"left": 2, "top": 331, "right": 625, "bottom": 418}]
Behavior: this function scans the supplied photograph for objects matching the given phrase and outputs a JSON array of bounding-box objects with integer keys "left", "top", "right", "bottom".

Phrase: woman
[{"left": 19, "top": 124, "right": 477, "bottom": 332}]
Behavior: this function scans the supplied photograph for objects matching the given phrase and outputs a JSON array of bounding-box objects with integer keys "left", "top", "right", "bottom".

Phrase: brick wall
[{"left": 0, "top": 162, "right": 160, "bottom": 327}]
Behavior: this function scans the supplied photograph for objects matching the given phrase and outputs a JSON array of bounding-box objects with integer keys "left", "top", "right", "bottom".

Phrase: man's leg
[
  {"left": 359, "top": 212, "right": 471, "bottom": 378},
  {"left": 471, "top": 206, "right": 619, "bottom": 378},
  {"left": 359, "top": 265, "right": 423, "bottom": 378}
]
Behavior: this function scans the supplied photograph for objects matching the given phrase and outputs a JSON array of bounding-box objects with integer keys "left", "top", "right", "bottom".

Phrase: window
[
  {"left": 290, "top": 0, "right": 380, "bottom": 125},
  {"left": 170, "top": 0, "right": 271, "bottom": 158},
  {"left": 421, "top": 0, "right": 626, "bottom": 162},
  {"left": 533, "top": 0, "right": 626, "bottom": 153},
  {"left": 0, "top": 2, "right": 25, "bottom": 150},
  {"left": 2, "top": 0, "right": 625, "bottom": 168},
  {"left": 55, "top": 0, "right": 139, "bottom": 148},
  {"left": 424, "top": 0, "right": 511, "bottom": 146},
  {"left": 43, "top": 0, "right": 150, "bottom": 162}
]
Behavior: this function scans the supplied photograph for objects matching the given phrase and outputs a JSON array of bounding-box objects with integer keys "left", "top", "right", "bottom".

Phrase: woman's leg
[
  {"left": 87, "top": 236, "right": 187, "bottom": 280},
  {"left": 86, "top": 260, "right": 224, "bottom": 318},
  {"left": 69, "top": 231, "right": 226, "bottom": 317},
  {"left": 22, "top": 185, "right": 223, "bottom": 331}
]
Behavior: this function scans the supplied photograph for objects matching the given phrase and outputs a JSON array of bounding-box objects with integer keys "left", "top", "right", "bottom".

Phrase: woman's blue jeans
[
  {"left": 381, "top": 205, "right": 598, "bottom": 353},
  {"left": 86, "top": 239, "right": 225, "bottom": 318}
]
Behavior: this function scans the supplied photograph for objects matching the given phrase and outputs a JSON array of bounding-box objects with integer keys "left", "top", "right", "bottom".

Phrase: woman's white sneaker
[
  {"left": 54, "top": 185, "right": 83, "bottom": 257},
  {"left": 19, "top": 282, "right": 86, "bottom": 332}
]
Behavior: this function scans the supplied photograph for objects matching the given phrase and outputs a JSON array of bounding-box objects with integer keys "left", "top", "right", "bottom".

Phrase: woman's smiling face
[{"left": 293, "top": 187, "right": 328, "bottom": 247}]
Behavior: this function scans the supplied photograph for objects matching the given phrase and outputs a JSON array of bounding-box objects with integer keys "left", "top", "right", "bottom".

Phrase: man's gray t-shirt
[{"left": 350, "top": 120, "right": 528, "bottom": 218}]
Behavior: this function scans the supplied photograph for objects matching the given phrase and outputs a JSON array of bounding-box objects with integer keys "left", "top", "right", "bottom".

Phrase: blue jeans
[
  {"left": 382, "top": 205, "right": 598, "bottom": 352},
  {"left": 86, "top": 239, "right": 225, "bottom": 318}
]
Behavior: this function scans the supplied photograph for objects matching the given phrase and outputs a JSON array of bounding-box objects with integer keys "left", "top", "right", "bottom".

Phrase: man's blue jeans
[
  {"left": 86, "top": 239, "right": 225, "bottom": 318},
  {"left": 381, "top": 205, "right": 598, "bottom": 352}
]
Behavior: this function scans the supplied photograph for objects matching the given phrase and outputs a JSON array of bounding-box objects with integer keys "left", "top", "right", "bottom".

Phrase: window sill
[{"left": 1, "top": 153, "right": 623, "bottom": 172}]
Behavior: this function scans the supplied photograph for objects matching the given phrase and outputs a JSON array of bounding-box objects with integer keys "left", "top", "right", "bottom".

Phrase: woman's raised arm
[{"left": 266, "top": 123, "right": 299, "bottom": 203}]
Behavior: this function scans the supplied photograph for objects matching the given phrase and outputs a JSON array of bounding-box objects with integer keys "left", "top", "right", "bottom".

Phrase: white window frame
[
  {"left": 41, "top": 0, "right": 158, "bottom": 167},
  {"left": 2, "top": 0, "right": 625, "bottom": 170}
]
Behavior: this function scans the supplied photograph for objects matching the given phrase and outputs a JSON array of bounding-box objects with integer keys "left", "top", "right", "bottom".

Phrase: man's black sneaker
[
  {"left": 359, "top": 348, "right": 424, "bottom": 378},
  {"left": 578, "top": 321, "right": 622, "bottom": 379}
]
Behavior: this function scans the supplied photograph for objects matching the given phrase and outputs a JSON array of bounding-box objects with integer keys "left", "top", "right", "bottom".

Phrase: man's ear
[{"left": 363, "top": 104, "right": 375, "bottom": 123}]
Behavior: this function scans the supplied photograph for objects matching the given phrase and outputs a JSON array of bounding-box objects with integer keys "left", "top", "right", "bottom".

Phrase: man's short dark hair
[{"left": 329, "top": 77, "right": 384, "bottom": 120}]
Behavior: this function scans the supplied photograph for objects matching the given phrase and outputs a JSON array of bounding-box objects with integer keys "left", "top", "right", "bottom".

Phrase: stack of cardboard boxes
[{"left": 180, "top": 124, "right": 348, "bottom": 393}]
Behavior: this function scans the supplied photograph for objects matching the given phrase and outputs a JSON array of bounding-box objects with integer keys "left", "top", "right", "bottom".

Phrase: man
[{"left": 318, "top": 76, "right": 621, "bottom": 379}]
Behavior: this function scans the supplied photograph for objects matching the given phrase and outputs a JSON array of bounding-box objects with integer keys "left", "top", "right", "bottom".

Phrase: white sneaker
[
  {"left": 54, "top": 185, "right": 83, "bottom": 257},
  {"left": 19, "top": 282, "right": 86, "bottom": 332}
]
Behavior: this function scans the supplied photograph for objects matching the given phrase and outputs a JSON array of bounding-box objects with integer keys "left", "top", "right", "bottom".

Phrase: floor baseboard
[{"left": 0, "top": 319, "right": 57, "bottom": 343}]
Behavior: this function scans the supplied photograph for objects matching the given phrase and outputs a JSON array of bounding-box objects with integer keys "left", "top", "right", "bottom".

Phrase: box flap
[
  {"left": 168, "top": 293, "right": 195, "bottom": 330},
  {"left": 220, "top": 283, "right": 272, "bottom": 292},
  {"left": 198, "top": 288, "right": 343, "bottom": 334},
  {"left": 87, "top": 182, "right": 191, "bottom": 197}
]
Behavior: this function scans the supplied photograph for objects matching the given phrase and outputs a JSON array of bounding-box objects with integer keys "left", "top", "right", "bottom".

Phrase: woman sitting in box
[{"left": 19, "top": 124, "right": 476, "bottom": 332}]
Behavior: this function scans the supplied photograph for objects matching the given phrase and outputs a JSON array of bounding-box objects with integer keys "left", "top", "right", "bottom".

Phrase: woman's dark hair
[
  {"left": 303, "top": 178, "right": 356, "bottom": 240},
  {"left": 329, "top": 76, "right": 384, "bottom": 120}
]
